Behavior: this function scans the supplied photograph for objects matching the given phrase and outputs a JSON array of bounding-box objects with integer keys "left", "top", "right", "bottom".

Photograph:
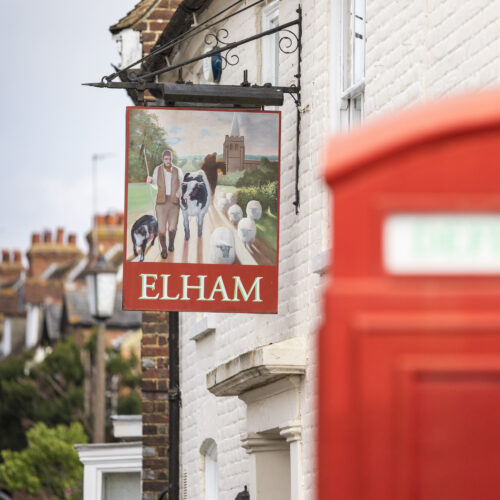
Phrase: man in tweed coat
[{"left": 147, "top": 149, "right": 183, "bottom": 259}]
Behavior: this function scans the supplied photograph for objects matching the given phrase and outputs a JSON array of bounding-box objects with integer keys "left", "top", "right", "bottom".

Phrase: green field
[
  {"left": 255, "top": 209, "right": 278, "bottom": 253},
  {"left": 128, "top": 182, "right": 156, "bottom": 218}
]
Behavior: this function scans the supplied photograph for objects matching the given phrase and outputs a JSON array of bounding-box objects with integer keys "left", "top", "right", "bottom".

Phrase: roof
[
  {"left": 24, "top": 278, "right": 64, "bottom": 305},
  {"left": 110, "top": 0, "right": 159, "bottom": 34},
  {"left": 0, "top": 289, "right": 23, "bottom": 316},
  {"left": 230, "top": 113, "right": 240, "bottom": 137},
  {"left": 324, "top": 89, "right": 500, "bottom": 185},
  {"left": 43, "top": 303, "right": 63, "bottom": 342},
  {"left": 65, "top": 289, "right": 141, "bottom": 329}
]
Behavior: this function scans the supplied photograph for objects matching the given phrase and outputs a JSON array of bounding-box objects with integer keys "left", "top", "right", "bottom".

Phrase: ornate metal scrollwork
[
  {"left": 204, "top": 28, "right": 240, "bottom": 70},
  {"left": 279, "top": 29, "right": 299, "bottom": 55},
  {"left": 204, "top": 28, "right": 230, "bottom": 47}
]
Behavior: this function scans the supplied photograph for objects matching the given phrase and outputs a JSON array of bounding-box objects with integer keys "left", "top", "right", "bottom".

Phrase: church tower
[{"left": 223, "top": 113, "right": 245, "bottom": 172}]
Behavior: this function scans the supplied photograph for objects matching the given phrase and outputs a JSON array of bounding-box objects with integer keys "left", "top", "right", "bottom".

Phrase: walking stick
[{"left": 140, "top": 143, "right": 157, "bottom": 215}]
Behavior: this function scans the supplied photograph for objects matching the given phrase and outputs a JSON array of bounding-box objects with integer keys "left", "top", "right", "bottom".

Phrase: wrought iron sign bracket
[{"left": 84, "top": 5, "right": 303, "bottom": 213}]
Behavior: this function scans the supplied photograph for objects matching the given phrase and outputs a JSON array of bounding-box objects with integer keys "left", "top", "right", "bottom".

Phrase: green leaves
[
  {"left": 0, "top": 422, "right": 87, "bottom": 499},
  {"left": 128, "top": 109, "right": 176, "bottom": 182}
]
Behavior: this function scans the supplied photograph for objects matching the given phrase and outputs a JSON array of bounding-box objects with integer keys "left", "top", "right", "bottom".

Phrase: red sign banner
[{"left": 123, "top": 107, "right": 281, "bottom": 313}]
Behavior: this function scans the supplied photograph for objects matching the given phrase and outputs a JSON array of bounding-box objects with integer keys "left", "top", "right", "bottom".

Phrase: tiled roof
[
  {"left": 24, "top": 279, "right": 64, "bottom": 305},
  {"left": 43, "top": 303, "right": 63, "bottom": 342},
  {"left": 110, "top": 0, "right": 159, "bottom": 34},
  {"left": 0, "top": 289, "right": 22, "bottom": 315}
]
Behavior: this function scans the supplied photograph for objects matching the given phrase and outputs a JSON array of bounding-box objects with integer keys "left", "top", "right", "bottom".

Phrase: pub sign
[{"left": 123, "top": 107, "right": 281, "bottom": 313}]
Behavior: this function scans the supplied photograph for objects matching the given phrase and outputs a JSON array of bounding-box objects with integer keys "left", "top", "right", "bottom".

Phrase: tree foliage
[
  {"left": 0, "top": 422, "right": 87, "bottom": 499},
  {"left": 0, "top": 338, "right": 84, "bottom": 454},
  {"left": 236, "top": 181, "right": 278, "bottom": 216},
  {"left": 0, "top": 334, "right": 141, "bottom": 458},
  {"left": 235, "top": 157, "right": 278, "bottom": 188},
  {"left": 128, "top": 109, "right": 177, "bottom": 182}
]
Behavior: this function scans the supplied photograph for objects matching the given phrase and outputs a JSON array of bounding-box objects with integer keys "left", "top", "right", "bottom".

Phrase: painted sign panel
[
  {"left": 384, "top": 213, "right": 500, "bottom": 274},
  {"left": 123, "top": 107, "right": 281, "bottom": 313}
]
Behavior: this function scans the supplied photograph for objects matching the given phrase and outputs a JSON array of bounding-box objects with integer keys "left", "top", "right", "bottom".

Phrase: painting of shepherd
[{"left": 125, "top": 107, "right": 281, "bottom": 266}]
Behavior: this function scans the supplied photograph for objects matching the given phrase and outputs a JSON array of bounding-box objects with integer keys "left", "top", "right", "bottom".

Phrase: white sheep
[
  {"left": 209, "top": 227, "right": 236, "bottom": 264},
  {"left": 237, "top": 217, "right": 256, "bottom": 244},
  {"left": 246, "top": 200, "right": 262, "bottom": 221},
  {"left": 226, "top": 192, "right": 237, "bottom": 206},
  {"left": 227, "top": 204, "right": 243, "bottom": 223},
  {"left": 217, "top": 196, "right": 230, "bottom": 214}
]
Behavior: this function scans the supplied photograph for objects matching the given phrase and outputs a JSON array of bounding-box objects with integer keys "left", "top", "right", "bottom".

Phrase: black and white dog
[
  {"left": 131, "top": 215, "right": 158, "bottom": 261},
  {"left": 180, "top": 171, "right": 211, "bottom": 240}
]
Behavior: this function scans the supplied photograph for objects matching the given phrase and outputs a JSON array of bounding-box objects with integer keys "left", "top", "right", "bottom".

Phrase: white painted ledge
[
  {"left": 76, "top": 442, "right": 142, "bottom": 500},
  {"left": 110, "top": 415, "right": 142, "bottom": 439},
  {"left": 206, "top": 337, "right": 306, "bottom": 397},
  {"left": 311, "top": 249, "right": 330, "bottom": 275},
  {"left": 188, "top": 314, "right": 217, "bottom": 341}
]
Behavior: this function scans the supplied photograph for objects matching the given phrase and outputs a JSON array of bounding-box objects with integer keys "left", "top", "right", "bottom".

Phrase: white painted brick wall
[
  {"left": 159, "top": 1, "right": 332, "bottom": 499},
  {"left": 161, "top": 0, "right": 500, "bottom": 498},
  {"left": 365, "top": 0, "right": 500, "bottom": 117}
]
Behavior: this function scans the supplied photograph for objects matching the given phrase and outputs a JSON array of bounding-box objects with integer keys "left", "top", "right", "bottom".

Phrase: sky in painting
[
  {"left": 149, "top": 109, "right": 280, "bottom": 158},
  {"left": 0, "top": 0, "right": 138, "bottom": 256}
]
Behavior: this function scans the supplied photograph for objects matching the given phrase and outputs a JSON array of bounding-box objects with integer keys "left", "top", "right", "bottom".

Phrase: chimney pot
[
  {"left": 43, "top": 230, "right": 52, "bottom": 243},
  {"left": 14, "top": 250, "right": 21, "bottom": 264},
  {"left": 32, "top": 233, "right": 41, "bottom": 244},
  {"left": 96, "top": 215, "right": 105, "bottom": 226},
  {"left": 2, "top": 250, "right": 10, "bottom": 263},
  {"left": 56, "top": 227, "right": 64, "bottom": 244},
  {"left": 105, "top": 214, "right": 117, "bottom": 226},
  {"left": 68, "top": 233, "right": 77, "bottom": 245},
  {"left": 117, "top": 213, "right": 124, "bottom": 225}
]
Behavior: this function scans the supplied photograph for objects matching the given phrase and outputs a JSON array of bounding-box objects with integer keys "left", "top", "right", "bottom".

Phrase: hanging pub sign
[{"left": 123, "top": 107, "right": 281, "bottom": 313}]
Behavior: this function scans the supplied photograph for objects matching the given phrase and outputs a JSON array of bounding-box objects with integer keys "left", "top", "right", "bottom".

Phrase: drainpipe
[{"left": 169, "top": 311, "right": 180, "bottom": 499}]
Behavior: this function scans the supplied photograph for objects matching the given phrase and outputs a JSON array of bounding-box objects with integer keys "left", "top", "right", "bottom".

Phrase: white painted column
[
  {"left": 2, "top": 317, "right": 12, "bottom": 356},
  {"left": 280, "top": 421, "right": 303, "bottom": 500},
  {"left": 241, "top": 433, "right": 291, "bottom": 500},
  {"left": 25, "top": 304, "right": 40, "bottom": 349}
]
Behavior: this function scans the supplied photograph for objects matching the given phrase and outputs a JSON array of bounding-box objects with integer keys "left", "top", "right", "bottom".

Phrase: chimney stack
[
  {"left": 43, "top": 230, "right": 52, "bottom": 243},
  {"left": 56, "top": 227, "right": 64, "bottom": 244},
  {"left": 105, "top": 214, "right": 117, "bottom": 226},
  {"left": 13, "top": 250, "right": 21, "bottom": 264},
  {"left": 32, "top": 233, "right": 41, "bottom": 244}
]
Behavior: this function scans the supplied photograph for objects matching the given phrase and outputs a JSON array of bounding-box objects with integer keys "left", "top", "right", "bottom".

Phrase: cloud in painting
[
  {"left": 148, "top": 109, "right": 280, "bottom": 158},
  {"left": 168, "top": 137, "right": 184, "bottom": 145}
]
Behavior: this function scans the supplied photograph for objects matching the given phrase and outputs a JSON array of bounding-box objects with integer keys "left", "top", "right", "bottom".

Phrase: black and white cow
[
  {"left": 131, "top": 214, "right": 158, "bottom": 261},
  {"left": 180, "top": 171, "right": 211, "bottom": 240}
]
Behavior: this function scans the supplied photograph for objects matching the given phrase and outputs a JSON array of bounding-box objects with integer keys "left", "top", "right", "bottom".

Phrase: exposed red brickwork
[
  {"left": 110, "top": 0, "right": 182, "bottom": 58},
  {"left": 24, "top": 279, "right": 64, "bottom": 304},
  {"left": 0, "top": 249, "right": 24, "bottom": 285},
  {"left": 141, "top": 311, "right": 170, "bottom": 500},
  {"left": 87, "top": 212, "right": 124, "bottom": 256}
]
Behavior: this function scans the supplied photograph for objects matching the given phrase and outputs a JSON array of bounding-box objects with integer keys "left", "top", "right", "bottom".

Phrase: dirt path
[{"left": 127, "top": 195, "right": 274, "bottom": 265}]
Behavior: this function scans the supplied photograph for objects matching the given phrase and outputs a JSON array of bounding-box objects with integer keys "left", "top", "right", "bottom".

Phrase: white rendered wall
[
  {"left": 364, "top": 0, "right": 500, "bottom": 117},
  {"left": 173, "top": 0, "right": 500, "bottom": 498},
  {"left": 163, "top": 0, "right": 333, "bottom": 499}
]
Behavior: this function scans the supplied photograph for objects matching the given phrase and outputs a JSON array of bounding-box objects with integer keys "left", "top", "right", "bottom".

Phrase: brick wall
[
  {"left": 111, "top": 0, "right": 182, "bottom": 57},
  {"left": 141, "top": 311, "right": 170, "bottom": 500},
  {"left": 27, "top": 230, "right": 81, "bottom": 279}
]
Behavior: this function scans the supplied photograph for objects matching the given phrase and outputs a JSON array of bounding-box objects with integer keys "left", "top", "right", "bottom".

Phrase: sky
[
  {"left": 0, "top": 0, "right": 138, "bottom": 257},
  {"left": 147, "top": 108, "right": 280, "bottom": 157}
]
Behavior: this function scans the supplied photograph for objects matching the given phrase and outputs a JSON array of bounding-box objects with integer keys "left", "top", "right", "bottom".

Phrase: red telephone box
[{"left": 319, "top": 91, "right": 500, "bottom": 500}]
